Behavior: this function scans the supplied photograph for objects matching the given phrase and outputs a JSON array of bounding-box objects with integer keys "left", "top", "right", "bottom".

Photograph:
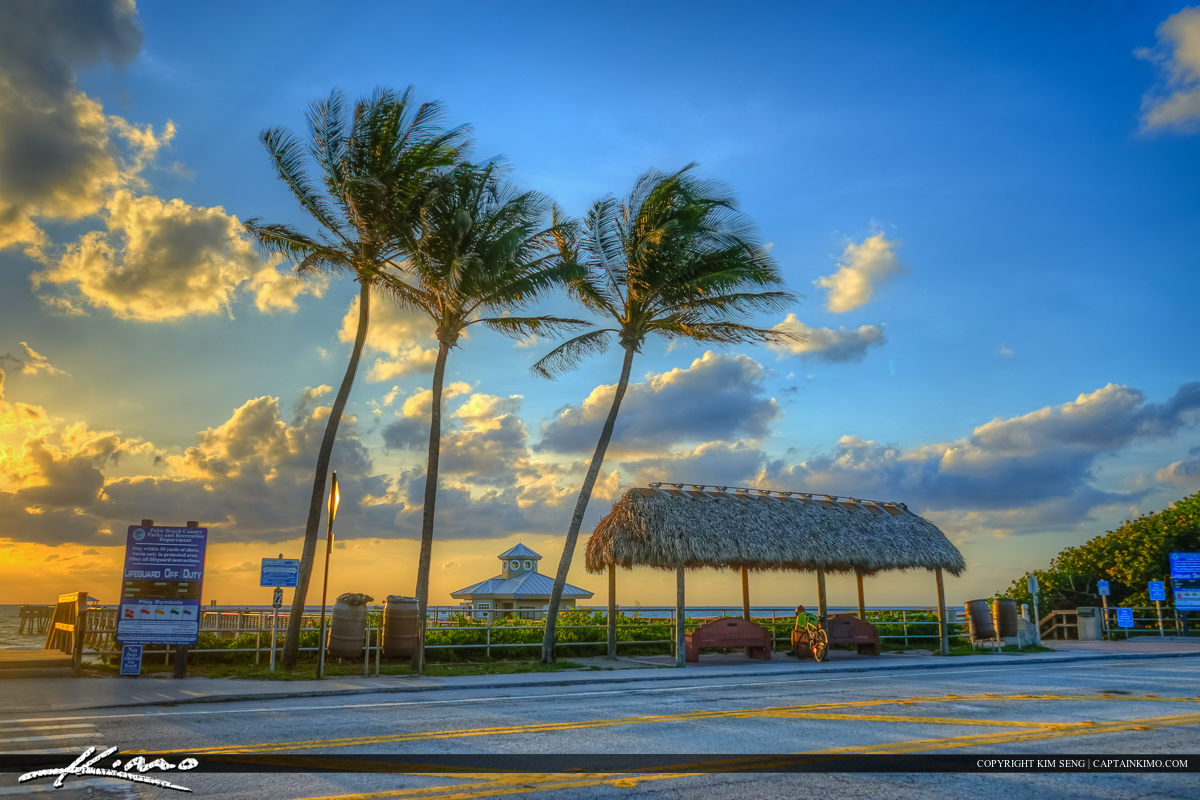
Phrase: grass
[{"left": 86, "top": 658, "right": 585, "bottom": 681}]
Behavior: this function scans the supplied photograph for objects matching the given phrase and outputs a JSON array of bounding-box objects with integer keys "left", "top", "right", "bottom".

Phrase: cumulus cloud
[
  {"left": 33, "top": 192, "right": 318, "bottom": 321},
  {"left": 769, "top": 315, "right": 886, "bottom": 362},
  {"left": 340, "top": 293, "right": 440, "bottom": 381},
  {"left": 537, "top": 351, "right": 780, "bottom": 455},
  {"left": 0, "top": 342, "right": 68, "bottom": 377},
  {"left": 1156, "top": 448, "right": 1200, "bottom": 491},
  {"left": 619, "top": 441, "right": 766, "bottom": 488},
  {"left": 758, "top": 382, "right": 1200, "bottom": 523},
  {"left": 814, "top": 232, "right": 901, "bottom": 313},
  {"left": 0, "top": 1, "right": 171, "bottom": 252},
  {"left": 1138, "top": 6, "right": 1200, "bottom": 132}
]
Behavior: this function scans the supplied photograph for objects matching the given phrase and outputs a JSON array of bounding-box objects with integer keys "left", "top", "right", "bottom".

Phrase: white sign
[{"left": 260, "top": 558, "right": 299, "bottom": 588}]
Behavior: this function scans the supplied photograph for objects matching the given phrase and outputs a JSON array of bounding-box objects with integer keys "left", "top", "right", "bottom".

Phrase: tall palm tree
[
  {"left": 244, "top": 87, "right": 466, "bottom": 669},
  {"left": 536, "top": 165, "right": 796, "bottom": 663},
  {"left": 379, "top": 161, "right": 585, "bottom": 672}
]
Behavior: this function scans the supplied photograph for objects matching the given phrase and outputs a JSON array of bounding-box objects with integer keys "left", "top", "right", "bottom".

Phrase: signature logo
[{"left": 19, "top": 746, "right": 198, "bottom": 792}]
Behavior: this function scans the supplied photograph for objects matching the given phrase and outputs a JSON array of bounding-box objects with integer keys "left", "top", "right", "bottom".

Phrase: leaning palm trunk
[
  {"left": 541, "top": 346, "right": 635, "bottom": 663},
  {"left": 411, "top": 338, "right": 452, "bottom": 673},
  {"left": 280, "top": 283, "right": 370, "bottom": 669}
]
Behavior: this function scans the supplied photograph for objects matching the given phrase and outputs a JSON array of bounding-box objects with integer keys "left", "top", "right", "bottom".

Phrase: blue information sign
[
  {"left": 1148, "top": 580, "right": 1167, "bottom": 602},
  {"left": 1115, "top": 607, "right": 1135, "bottom": 628},
  {"left": 1097, "top": 580, "right": 1110, "bottom": 596},
  {"left": 119, "top": 644, "right": 142, "bottom": 676},
  {"left": 260, "top": 558, "right": 300, "bottom": 588},
  {"left": 1169, "top": 552, "right": 1200, "bottom": 611},
  {"left": 116, "top": 525, "right": 207, "bottom": 645}
]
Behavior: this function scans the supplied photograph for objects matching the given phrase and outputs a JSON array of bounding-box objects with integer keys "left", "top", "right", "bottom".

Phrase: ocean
[{"left": 0, "top": 604, "right": 48, "bottom": 650}]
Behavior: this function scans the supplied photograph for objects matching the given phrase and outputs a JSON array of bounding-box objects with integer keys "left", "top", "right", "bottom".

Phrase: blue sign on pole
[
  {"left": 1116, "top": 607, "right": 1135, "bottom": 628},
  {"left": 1097, "top": 580, "right": 1110, "bottom": 596},
  {"left": 260, "top": 558, "right": 300, "bottom": 588},
  {"left": 1169, "top": 552, "right": 1200, "bottom": 611},
  {"left": 119, "top": 644, "right": 142, "bottom": 676},
  {"left": 1148, "top": 580, "right": 1167, "bottom": 602},
  {"left": 116, "top": 525, "right": 207, "bottom": 645}
]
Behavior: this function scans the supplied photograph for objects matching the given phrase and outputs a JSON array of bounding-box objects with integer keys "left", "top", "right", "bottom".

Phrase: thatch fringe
[{"left": 585, "top": 487, "right": 965, "bottom": 576}]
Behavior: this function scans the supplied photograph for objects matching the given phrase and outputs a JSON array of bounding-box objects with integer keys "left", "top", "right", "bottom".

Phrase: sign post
[
  {"left": 119, "top": 644, "right": 142, "bottom": 677},
  {"left": 1116, "top": 606, "right": 1135, "bottom": 638},
  {"left": 1027, "top": 574, "right": 1041, "bottom": 645},
  {"left": 116, "top": 519, "right": 207, "bottom": 679},
  {"left": 1169, "top": 553, "right": 1200, "bottom": 637},
  {"left": 1149, "top": 580, "right": 1167, "bottom": 636},
  {"left": 260, "top": 554, "right": 298, "bottom": 674},
  {"left": 1097, "top": 580, "right": 1110, "bottom": 635}
]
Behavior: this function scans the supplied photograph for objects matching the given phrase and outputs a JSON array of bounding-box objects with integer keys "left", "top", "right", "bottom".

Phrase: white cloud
[
  {"left": 33, "top": 192, "right": 294, "bottom": 321},
  {"left": 769, "top": 315, "right": 886, "bottom": 362},
  {"left": 339, "top": 293, "right": 440, "bottom": 381},
  {"left": 1139, "top": 6, "right": 1200, "bottom": 132},
  {"left": 0, "top": 342, "right": 68, "bottom": 377},
  {"left": 537, "top": 351, "right": 780, "bottom": 455},
  {"left": 814, "top": 232, "right": 901, "bottom": 313},
  {"left": 0, "top": 1, "right": 170, "bottom": 252},
  {"left": 1155, "top": 451, "right": 1200, "bottom": 491}
]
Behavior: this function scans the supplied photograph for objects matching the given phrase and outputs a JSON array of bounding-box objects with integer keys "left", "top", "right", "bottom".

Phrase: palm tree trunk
[
  {"left": 541, "top": 346, "right": 636, "bottom": 664},
  {"left": 412, "top": 338, "right": 451, "bottom": 673},
  {"left": 280, "top": 282, "right": 370, "bottom": 669}
]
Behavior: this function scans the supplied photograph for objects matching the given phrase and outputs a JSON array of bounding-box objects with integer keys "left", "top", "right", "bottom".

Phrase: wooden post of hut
[
  {"left": 816, "top": 568, "right": 828, "bottom": 623},
  {"left": 935, "top": 567, "right": 949, "bottom": 656},
  {"left": 855, "top": 569, "right": 867, "bottom": 619},
  {"left": 675, "top": 566, "right": 686, "bottom": 668},
  {"left": 741, "top": 567, "right": 750, "bottom": 620},
  {"left": 607, "top": 565, "right": 617, "bottom": 659}
]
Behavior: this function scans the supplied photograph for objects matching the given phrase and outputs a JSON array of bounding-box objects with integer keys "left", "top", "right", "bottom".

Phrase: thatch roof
[{"left": 585, "top": 485, "right": 966, "bottom": 576}]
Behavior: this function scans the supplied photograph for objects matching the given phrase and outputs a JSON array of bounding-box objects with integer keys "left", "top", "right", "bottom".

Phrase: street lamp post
[{"left": 317, "top": 471, "right": 340, "bottom": 680}]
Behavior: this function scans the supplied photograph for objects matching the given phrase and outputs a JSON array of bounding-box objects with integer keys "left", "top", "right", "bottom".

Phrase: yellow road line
[
  {"left": 285, "top": 711, "right": 1200, "bottom": 800},
  {"left": 149, "top": 693, "right": 1196, "bottom": 756}
]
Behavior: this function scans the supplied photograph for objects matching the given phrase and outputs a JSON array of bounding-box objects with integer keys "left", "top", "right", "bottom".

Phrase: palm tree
[
  {"left": 379, "top": 161, "right": 585, "bottom": 672},
  {"left": 244, "top": 88, "right": 466, "bottom": 669},
  {"left": 536, "top": 164, "right": 796, "bottom": 663}
]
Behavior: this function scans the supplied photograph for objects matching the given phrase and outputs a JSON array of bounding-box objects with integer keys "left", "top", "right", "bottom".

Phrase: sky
[{"left": 1, "top": 1, "right": 1198, "bottom": 610}]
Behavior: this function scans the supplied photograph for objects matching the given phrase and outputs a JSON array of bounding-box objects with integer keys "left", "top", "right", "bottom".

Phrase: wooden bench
[
  {"left": 824, "top": 613, "right": 881, "bottom": 656},
  {"left": 685, "top": 617, "right": 772, "bottom": 662}
]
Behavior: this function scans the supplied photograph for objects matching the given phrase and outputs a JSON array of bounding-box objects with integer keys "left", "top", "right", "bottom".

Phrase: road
[{"left": 2, "top": 656, "right": 1198, "bottom": 799}]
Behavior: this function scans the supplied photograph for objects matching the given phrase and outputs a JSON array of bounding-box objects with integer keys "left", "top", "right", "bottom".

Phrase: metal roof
[
  {"left": 497, "top": 542, "right": 542, "bottom": 560},
  {"left": 450, "top": 570, "right": 593, "bottom": 600}
]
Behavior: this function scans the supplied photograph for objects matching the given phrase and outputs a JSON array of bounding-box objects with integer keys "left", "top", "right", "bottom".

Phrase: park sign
[
  {"left": 1097, "top": 580, "right": 1110, "bottom": 596},
  {"left": 116, "top": 524, "right": 207, "bottom": 645},
  {"left": 1148, "top": 580, "right": 1167, "bottom": 602},
  {"left": 1169, "top": 552, "right": 1200, "bottom": 611},
  {"left": 1115, "top": 607, "right": 1135, "bottom": 628},
  {"left": 260, "top": 558, "right": 300, "bottom": 588}
]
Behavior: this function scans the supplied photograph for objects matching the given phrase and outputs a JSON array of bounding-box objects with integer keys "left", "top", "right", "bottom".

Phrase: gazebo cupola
[{"left": 498, "top": 543, "right": 541, "bottom": 579}]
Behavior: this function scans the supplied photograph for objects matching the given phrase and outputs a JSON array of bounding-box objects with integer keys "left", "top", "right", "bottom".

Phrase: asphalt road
[{"left": 3, "top": 656, "right": 1198, "bottom": 799}]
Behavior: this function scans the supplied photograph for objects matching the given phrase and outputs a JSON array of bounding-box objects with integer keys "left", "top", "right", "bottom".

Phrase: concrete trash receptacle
[
  {"left": 328, "top": 593, "right": 373, "bottom": 659},
  {"left": 383, "top": 595, "right": 420, "bottom": 658},
  {"left": 1076, "top": 606, "right": 1101, "bottom": 640}
]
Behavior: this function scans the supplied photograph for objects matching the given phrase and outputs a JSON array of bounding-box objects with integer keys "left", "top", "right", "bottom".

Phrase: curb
[{"left": 63, "top": 648, "right": 1200, "bottom": 712}]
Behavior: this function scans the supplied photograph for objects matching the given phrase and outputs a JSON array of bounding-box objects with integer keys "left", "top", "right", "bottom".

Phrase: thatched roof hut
[
  {"left": 585, "top": 485, "right": 965, "bottom": 576},
  {"left": 584, "top": 484, "right": 966, "bottom": 662}
]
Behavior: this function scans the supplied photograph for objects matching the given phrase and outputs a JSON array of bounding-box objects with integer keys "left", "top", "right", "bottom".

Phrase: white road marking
[{"left": 0, "top": 659, "right": 1163, "bottom": 726}]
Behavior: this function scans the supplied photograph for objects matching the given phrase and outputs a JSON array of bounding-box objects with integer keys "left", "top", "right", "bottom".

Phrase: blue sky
[{"left": 0, "top": 1, "right": 1197, "bottom": 607}]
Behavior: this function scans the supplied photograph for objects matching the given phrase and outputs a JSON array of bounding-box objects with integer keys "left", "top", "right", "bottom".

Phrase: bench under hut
[{"left": 584, "top": 484, "right": 967, "bottom": 664}]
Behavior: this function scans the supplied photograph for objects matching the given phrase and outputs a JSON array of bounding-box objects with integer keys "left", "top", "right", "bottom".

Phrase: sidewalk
[{"left": 2, "top": 638, "right": 1198, "bottom": 716}]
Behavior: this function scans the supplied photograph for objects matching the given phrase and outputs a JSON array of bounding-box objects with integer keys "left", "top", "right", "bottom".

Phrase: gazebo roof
[{"left": 584, "top": 485, "right": 966, "bottom": 576}]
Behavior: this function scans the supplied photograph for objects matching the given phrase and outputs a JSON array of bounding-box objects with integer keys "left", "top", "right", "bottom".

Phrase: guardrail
[{"left": 48, "top": 604, "right": 962, "bottom": 663}]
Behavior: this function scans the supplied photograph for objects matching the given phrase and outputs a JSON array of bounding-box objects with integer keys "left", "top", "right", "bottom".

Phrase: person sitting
[{"left": 788, "top": 605, "right": 820, "bottom": 656}]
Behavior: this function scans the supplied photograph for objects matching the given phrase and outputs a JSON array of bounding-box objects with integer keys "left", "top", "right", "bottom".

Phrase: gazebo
[{"left": 584, "top": 483, "right": 967, "bottom": 664}]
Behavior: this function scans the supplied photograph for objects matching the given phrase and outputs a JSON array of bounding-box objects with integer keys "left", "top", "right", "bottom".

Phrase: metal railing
[{"left": 37, "top": 604, "right": 961, "bottom": 662}]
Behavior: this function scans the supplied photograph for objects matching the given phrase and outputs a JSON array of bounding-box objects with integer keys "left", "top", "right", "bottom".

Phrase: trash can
[
  {"left": 382, "top": 595, "right": 420, "bottom": 659},
  {"left": 993, "top": 598, "right": 1019, "bottom": 639},
  {"left": 1076, "top": 606, "right": 1101, "bottom": 640},
  {"left": 328, "top": 593, "right": 373, "bottom": 659},
  {"left": 965, "top": 599, "right": 997, "bottom": 641}
]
